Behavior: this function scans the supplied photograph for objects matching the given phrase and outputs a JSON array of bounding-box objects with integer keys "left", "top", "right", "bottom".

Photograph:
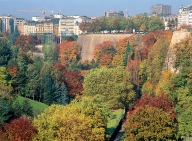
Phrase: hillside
[
  {"left": 78, "top": 34, "right": 132, "bottom": 60},
  {"left": 15, "top": 96, "right": 48, "bottom": 114}
]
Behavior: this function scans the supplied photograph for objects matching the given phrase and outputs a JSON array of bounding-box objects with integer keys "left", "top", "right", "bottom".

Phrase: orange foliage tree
[
  {"left": 59, "top": 40, "right": 81, "bottom": 65},
  {"left": 7, "top": 66, "right": 18, "bottom": 77},
  {"left": 112, "top": 36, "right": 134, "bottom": 67},
  {"left": 94, "top": 40, "right": 116, "bottom": 68}
]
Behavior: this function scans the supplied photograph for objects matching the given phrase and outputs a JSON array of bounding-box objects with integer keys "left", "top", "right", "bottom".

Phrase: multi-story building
[
  {"left": 0, "top": 15, "right": 14, "bottom": 33},
  {"left": 0, "top": 19, "right": 2, "bottom": 32},
  {"left": 150, "top": 4, "right": 171, "bottom": 16},
  {"left": 59, "top": 17, "right": 75, "bottom": 36},
  {"left": 178, "top": 4, "right": 192, "bottom": 27},
  {"left": 105, "top": 11, "right": 124, "bottom": 17},
  {"left": 19, "top": 18, "right": 60, "bottom": 36},
  {"left": 14, "top": 18, "right": 26, "bottom": 30}
]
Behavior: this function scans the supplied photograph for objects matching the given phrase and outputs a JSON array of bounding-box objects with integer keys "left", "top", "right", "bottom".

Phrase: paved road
[{"left": 113, "top": 129, "right": 124, "bottom": 141}]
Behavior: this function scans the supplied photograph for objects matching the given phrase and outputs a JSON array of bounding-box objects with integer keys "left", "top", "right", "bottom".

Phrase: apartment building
[
  {"left": 14, "top": 18, "right": 26, "bottom": 30},
  {"left": 0, "top": 15, "right": 14, "bottom": 33},
  {"left": 59, "top": 17, "right": 77, "bottom": 36},
  {"left": 178, "top": 4, "right": 192, "bottom": 27},
  {"left": 105, "top": 11, "right": 124, "bottom": 17},
  {"left": 150, "top": 4, "right": 171, "bottom": 16}
]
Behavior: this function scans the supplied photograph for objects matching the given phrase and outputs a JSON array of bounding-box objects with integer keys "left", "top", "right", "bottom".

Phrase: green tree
[
  {"left": 0, "top": 98, "right": 11, "bottom": 125},
  {"left": 52, "top": 83, "right": 69, "bottom": 105},
  {"left": 148, "top": 16, "right": 165, "bottom": 31},
  {"left": 83, "top": 66, "right": 136, "bottom": 110},
  {"left": 132, "top": 14, "right": 148, "bottom": 31},
  {"left": 25, "top": 57, "right": 43, "bottom": 100},
  {"left": 10, "top": 26, "right": 20, "bottom": 46},
  {"left": 175, "top": 87, "right": 192, "bottom": 137},
  {"left": 0, "top": 38, "right": 11, "bottom": 66},
  {"left": 12, "top": 99, "right": 33, "bottom": 118},
  {"left": 39, "top": 62, "right": 54, "bottom": 105}
]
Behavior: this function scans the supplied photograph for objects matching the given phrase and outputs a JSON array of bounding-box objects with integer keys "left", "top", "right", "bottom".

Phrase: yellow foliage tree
[{"left": 33, "top": 97, "right": 109, "bottom": 141}]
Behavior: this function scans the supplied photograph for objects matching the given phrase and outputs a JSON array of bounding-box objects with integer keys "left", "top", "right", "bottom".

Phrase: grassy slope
[
  {"left": 15, "top": 96, "right": 48, "bottom": 113},
  {"left": 107, "top": 109, "right": 125, "bottom": 136}
]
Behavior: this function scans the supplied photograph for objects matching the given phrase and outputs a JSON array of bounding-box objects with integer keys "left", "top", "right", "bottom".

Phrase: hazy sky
[{"left": 0, "top": 0, "right": 192, "bottom": 20}]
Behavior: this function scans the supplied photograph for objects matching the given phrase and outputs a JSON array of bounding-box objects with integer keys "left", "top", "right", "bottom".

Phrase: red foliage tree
[
  {"left": 63, "top": 70, "right": 83, "bottom": 96},
  {"left": 134, "top": 94, "right": 175, "bottom": 114},
  {"left": 0, "top": 118, "right": 37, "bottom": 141},
  {"left": 140, "top": 32, "right": 156, "bottom": 60},
  {"left": 14, "top": 35, "right": 37, "bottom": 52},
  {"left": 53, "top": 62, "right": 83, "bottom": 96}
]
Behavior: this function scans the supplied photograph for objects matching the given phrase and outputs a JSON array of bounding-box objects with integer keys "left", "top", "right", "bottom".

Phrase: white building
[
  {"left": 59, "top": 16, "right": 83, "bottom": 36},
  {"left": 32, "top": 16, "right": 44, "bottom": 22},
  {"left": 178, "top": 4, "right": 192, "bottom": 27}
]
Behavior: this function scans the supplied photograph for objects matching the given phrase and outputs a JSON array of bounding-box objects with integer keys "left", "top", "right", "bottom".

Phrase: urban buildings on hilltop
[
  {"left": 17, "top": 15, "right": 89, "bottom": 36},
  {"left": 150, "top": 4, "right": 171, "bottom": 16},
  {"left": 105, "top": 10, "right": 124, "bottom": 17},
  {"left": 178, "top": 4, "right": 192, "bottom": 27},
  {"left": 0, "top": 15, "right": 26, "bottom": 33}
]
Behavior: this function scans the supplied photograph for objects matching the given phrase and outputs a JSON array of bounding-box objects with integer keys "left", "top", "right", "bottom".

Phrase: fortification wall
[
  {"left": 78, "top": 34, "right": 132, "bottom": 61},
  {"left": 164, "top": 31, "right": 190, "bottom": 73}
]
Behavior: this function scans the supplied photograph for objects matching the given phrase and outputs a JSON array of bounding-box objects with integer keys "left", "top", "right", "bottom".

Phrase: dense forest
[{"left": 0, "top": 15, "right": 192, "bottom": 141}]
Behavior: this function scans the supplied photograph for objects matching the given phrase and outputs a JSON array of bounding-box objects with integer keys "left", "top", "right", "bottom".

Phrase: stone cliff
[
  {"left": 78, "top": 34, "right": 132, "bottom": 61},
  {"left": 164, "top": 31, "right": 190, "bottom": 73}
]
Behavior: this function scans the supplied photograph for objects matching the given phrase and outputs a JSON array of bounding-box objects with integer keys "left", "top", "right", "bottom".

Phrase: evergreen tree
[
  {"left": 124, "top": 41, "right": 131, "bottom": 66},
  {"left": 0, "top": 98, "right": 11, "bottom": 124},
  {"left": 42, "top": 72, "right": 54, "bottom": 105},
  {"left": 53, "top": 83, "right": 69, "bottom": 105},
  {"left": 10, "top": 26, "right": 20, "bottom": 46},
  {"left": 0, "top": 38, "right": 11, "bottom": 66}
]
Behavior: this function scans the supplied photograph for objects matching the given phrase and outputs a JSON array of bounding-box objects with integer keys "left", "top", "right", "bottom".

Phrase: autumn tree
[
  {"left": 59, "top": 40, "right": 81, "bottom": 66},
  {"left": 63, "top": 70, "right": 83, "bottom": 97},
  {"left": 112, "top": 36, "right": 134, "bottom": 67},
  {"left": 132, "top": 14, "right": 148, "bottom": 31},
  {"left": 33, "top": 96, "right": 109, "bottom": 141},
  {"left": 83, "top": 66, "right": 136, "bottom": 110},
  {"left": 123, "top": 105, "right": 177, "bottom": 141},
  {"left": 0, "top": 67, "right": 11, "bottom": 86},
  {"left": 94, "top": 40, "right": 116, "bottom": 68},
  {"left": 0, "top": 118, "right": 37, "bottom": 141},
  {"left": 14, "top": 35, "right": 36, "bottom": 52}
]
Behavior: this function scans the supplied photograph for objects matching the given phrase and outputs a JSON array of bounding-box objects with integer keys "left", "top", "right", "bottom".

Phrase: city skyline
[{"left": 0, "top": 0, "right": 192, "bottom": 19}]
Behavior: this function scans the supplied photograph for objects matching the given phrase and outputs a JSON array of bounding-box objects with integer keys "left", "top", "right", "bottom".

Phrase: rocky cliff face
[
  {"left": 77, "top": 34, "right": 132, "bottom": 61},
  {"left": 164, "top": 31, "right": 190, "bottom": 73}
]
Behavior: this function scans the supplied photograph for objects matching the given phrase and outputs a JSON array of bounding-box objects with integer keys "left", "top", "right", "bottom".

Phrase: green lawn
[
  {"left": 107, "top": 109, "right": 125, "bottom": 136},
  {"left": 14, "top": 96, "right": 48, "bottom": 115}
]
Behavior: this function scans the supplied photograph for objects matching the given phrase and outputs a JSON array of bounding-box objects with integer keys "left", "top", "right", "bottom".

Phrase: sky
[{"left": 0, "top": 0, "right": 192, "bottom": 20}]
